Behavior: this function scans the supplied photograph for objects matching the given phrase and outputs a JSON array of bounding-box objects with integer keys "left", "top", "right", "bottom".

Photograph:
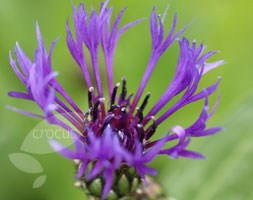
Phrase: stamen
[
  {"left": 88, "top": 87, "right": 94, "bottom": 109},
  {"left": 137, "top": 124, "right": 145, "bottom": 142},
  {"left": 83, "top": 121, "right": 88, "bottom": 134},
  {"left": 121, "top": 107, "right": 127, "bottom": 114},
  {"left": 145, "top": 116, "right": 157, "bottom": 140},
  {"left": 84, "top": 109, "right": 90, "bottom": 120},
  {"left": 92, "top": 98, "right": 105, "bottom": 121},
  {"left": 136, "top": 107, "right": 143, "bottom": 124},
  {"left": 83, "top": 110, "right": 90, "bottom": 133},
  {"left": 120, "top": 77, "right": 127, "bottom": 102},
  {"left": 108, "top": 104, "right": 120, "bottom": 112},
  {"left": 111, "top": 82, "right": 120, "bottom": 106},
  {"left": 118, "top": 130, "right": 124, "bottom": 141},
  {"left": 140, "top": 92, "right": 151, "bottom": 111},
  {"left": 102, "top": 114, "right": 115, "bottom": 131}
]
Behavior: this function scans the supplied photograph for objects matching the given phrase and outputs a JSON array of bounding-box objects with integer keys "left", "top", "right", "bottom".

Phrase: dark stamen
[
  {"left": 140, "top": 92, "right": 150, "bottom": 111},
  {"left": 83, "top": 110, "right": 90, "bottom": 135},
  {"left": 108, "top": 104, "right": 120, "bottom": 112},
  {"left": 137, "top": 124, "right": 145, "bottom": 142},
  {"left": 120, "top": 77, "right": 127, "bottom": 102},
  {"left": 136, "top": 107, "right": 143, "bottom": 124},
  {"left": 92, "top": 98, "right": 104, "bottom": 121},
  {"left": 83, "top": 122, "right": 88, "bottom": 134},
  {"left": 102, "top": 114, "right": 114, "bottom": 131},
  {"left": 145, "top": 116, "right": 157, "bottom": 140},
  {"left": 117, "top": 130, "right": 124, "bottom": 141},
  {"left": 84, "top": 109, "right": 90, "bottom": 120},
  {"left": 121, "top": 107, "right": 127, "bottom": 114},
  {"left": 88, "top": 87, "right": 94, "bottom": 109},
  {"left": 111, "top": 83, "right": 120, "bottom": 107}
]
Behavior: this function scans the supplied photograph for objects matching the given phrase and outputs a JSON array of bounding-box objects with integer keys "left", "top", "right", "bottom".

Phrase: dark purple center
[{"left": 83, "top": 78, "right": 157, "bottom": 152}]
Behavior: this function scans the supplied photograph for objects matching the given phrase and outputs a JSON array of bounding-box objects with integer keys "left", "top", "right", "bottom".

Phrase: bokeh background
[{"left": 0, "top": 0, "right": 253, "bottom": 199}]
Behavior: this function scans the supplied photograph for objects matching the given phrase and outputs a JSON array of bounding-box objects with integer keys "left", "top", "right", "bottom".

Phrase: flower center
[{"left": 83, "top": 77, "right": 157, "bottom": 152}]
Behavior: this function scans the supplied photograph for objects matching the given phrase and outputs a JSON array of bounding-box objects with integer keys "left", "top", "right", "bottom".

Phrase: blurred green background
[{"left": 0, "top": 0, "right": 253, "bottom": 199}]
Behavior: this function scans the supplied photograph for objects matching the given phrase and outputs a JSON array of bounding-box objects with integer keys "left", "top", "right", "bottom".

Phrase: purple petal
[
  {"left": 8, "top": 91, "right": 32, "bottom": 100},
  {"left": 76, "top": 161, "right": 88, "bottom": 178},
  {"left": 179, "top": 149, "right": 206, "bottom": 159},
  {"left": 142, "top": 135, "right": 167, "bottom": 162},
  {"left": 102, "top": 168, "right": 114, "bottom": 199},
  {"left": 9, "top": 51, "right": 27, "bottom": 84},
  {"left": 6, "top": 105, "right": 44, "bottom": 119},
  {"left": 87, "top": 159, "right": 104, "bottom": 180},
  {"left": 192, "top": 127, "right": 222, "bottom": 137},
  {"left": 14, "top": 42, "right": 32, "bottom": 77},
  {"left": 49, "top": 139, "right": 78, "bottom": 159},
  {"left": 187, "top": 77, "right": 221, "bottom": 104},
  {"left": 203, "top": 60, "right": 225, "bottom": 74}
]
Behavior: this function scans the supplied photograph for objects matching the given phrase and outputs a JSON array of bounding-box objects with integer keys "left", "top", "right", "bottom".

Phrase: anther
[
  {"left": 136, "top": 107, "right": 143, "bottom": 124},
  {"left": 83, "top": 110, "right": 90, "bottom": 133},
  {"left": 88, "top": 87, "right": 94, "bottom": 109},
  {"left": 121, "top": 107, "right": 127, "bottom": 114},
  {"left": 145, "top": 116, "right": 157, "bottom": 140},
  {"left": 151, "top": 116, "right": 157, "bottom": 129},
  {"left": 92, "top": 98, "right": 104, "bottom": 121},
  {"left": 99, "top": 97, "right": 106, "bottom": 103},
  {"left": 84, "top": 109, "right": 90, "bottom": 119},
  {"left": 118, "top": 130, "right": 124, "bottom": 140},
  {"left": 102, "top": 114, "right": 114, "bottom": 131},
  {"left": 140, "top": 92, "right": 151, "bottom": 111},
  {"left": 108, "top": 104, "right": 120, "bottom": 112},
  {"left": 83, "top": 121, "right": 89, "bottom": 135},
  {"left": 120, "top": 77, "right": 127, "bottom": 102},
  {"left": 111, "top": 82, "right": 120, "bottom": 106},
  {"left": 137, "top": 124, "right": 145, "bottom": 142}
]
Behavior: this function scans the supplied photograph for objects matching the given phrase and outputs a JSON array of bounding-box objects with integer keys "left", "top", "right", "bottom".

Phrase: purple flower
[{"left": 8, "top": 1, "right": 224, "bottom": 198}]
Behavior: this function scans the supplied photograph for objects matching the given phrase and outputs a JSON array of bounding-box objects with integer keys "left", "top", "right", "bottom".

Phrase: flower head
[{"left": 8, "top": 1, "right": 223, "bottom": 199}]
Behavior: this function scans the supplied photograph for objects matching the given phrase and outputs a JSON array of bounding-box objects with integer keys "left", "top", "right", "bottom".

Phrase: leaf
[
  {"left": 8, "top": 153, "right": 43, "bottom": 173},
  {"left": 33, "top": 175, "right": 47, "bottom": 188}
]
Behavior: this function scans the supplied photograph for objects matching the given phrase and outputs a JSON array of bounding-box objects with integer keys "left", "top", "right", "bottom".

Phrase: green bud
[
  {"left": 130, "top": 177, "right": 139, "bottom": 193},
  {"left": 88, "top": 178, "right": 102, "bottom": 197},
  {"left": 118, "top": 197, "right": 132, "bottom": 200},
  {"left": 127, "top": 167, "right": 136, "bottom": 177},
  {"left": 118, "top": 174, "right": 130, "bottom": 195},
  {"left": 106, "top": 190, "right": 118, "bottom": 200}
]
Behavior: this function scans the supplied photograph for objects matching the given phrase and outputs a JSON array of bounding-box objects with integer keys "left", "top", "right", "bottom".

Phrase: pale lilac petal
[
  {"left": 14, "top": 42, "right": 32, "bottom": 76},
  {"left": 9, "top": 51, "right": 27, "bottom": 84},
  {"left": 6, "top": 105, "right": 44, "bottom": 119},
  {"left": 203, "top": 60, "right": 225, "bottom": 74},
  {"left": 49, "top": 139, "right": 78, "bottom": 159}
]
